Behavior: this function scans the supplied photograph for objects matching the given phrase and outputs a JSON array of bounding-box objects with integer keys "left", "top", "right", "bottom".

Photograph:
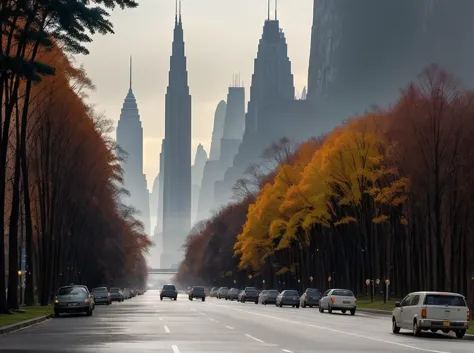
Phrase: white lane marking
[
  {"left": 209, "top": 317, "right": 219, "bottom": 322},
  {"left": 200, "top": 312, "right": 207, "bottom": 316},
  {"left": 172, "top": 345, "right": 180, "bottom": 353},
  {"left": 211, "top": 304, "right": 450, "bottom": 353},
  {"left": 190, "top": 308, "right": 197, "bottom": 312},
  {"left": 164, "top": 325, "right": 170, "bottom": 333},
  {"left": 158, "top": 317, "right": 163, "bottom": 321},
  {"left": 282, "top": 350, "right": 293, "bottom": 353},
  {"left": 225, "top": 325, "right": 234, "bottom": 330},
  {"left": 245, "top": 333, "right": 265, "bottom": 343}
]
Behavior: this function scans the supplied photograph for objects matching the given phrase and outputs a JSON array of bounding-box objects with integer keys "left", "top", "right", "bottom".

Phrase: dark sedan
[
  {"left": 300, "top": 288, "right": 322, "bottom": 308},
  {"left": 91, "top": 287, "right": 111, "bottom": 305},
  {"left": 226, "top": 288, "right": 240, "bottom": 301},
  {"left": 240, "top": 287, "right": 259, "bottom": 304},
  {"left": 54, "top": 286, "right": 94, "bottom": 317},
  {"left": 189, "top": 286, "right": 206, "bottom": 301},
  {"left": 276, "top": 290, "right": 300, "bottom": 308},
  {"left": 261, "top": 289, "right": 280, "bottom": 305}
]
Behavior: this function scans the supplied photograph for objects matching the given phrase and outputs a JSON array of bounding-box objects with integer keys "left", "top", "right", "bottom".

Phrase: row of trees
[
  {"left": 177, "top": 66, "right": 474, "bottom": 306},
  {"left": 1, "top": 0, "right": 150, "bottom": 313}
]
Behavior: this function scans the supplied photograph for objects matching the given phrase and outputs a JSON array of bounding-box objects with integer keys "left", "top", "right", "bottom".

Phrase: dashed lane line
[
  {"left": 282, "top": 350, "right": 293, "bottom": 353},
  {"left": 245, "top": 333, "right": 265, "bottom": 343},
  {"left": 172, "top": 345, "right": 180, "bottom": 353},
  {"left": 225, "top": 326, "right": 234, "bottom": 330},
  {"left": 208, "top": 317, "right": 219, "bottom": 322},
  {"left": 210, "top": 303, "right": 451, "bottom": 353},
  {"left": 164, "top": 325, "right": 170, "bottom": 333}
]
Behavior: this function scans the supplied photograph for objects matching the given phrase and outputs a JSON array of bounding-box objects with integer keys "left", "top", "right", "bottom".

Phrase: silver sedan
[{"left": 54, "top": 286, "right": 94, "bottom": 317}]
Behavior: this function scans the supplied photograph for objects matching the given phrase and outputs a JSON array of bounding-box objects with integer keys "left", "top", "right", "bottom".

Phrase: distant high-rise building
[
  {"left": 198, "top": 83, "right": 246, "bottom": 222},
  {"left": 116, "top": 57, "right": 150, "bottom": 236},
  {"left": 307, "top": 0, "right": 474, "bottom": 124},
  {"left": 161, "top": 6, "right": 192, "bottom": 269},
  {"left": 208, "top": 101, "right": 227, "bottom": 161},
  {"left": 191, "top": 144, "right": 207, "bottom": 225}
]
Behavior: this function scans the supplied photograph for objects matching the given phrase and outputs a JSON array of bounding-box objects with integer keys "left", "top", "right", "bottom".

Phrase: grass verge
[
  {"left": 468, "top": 323, "right": 473, "bottom": 335},
  {"left": 356, "top": 298, "right": 400, "bottom": 311},
  {"left": 0, "top": 306, "right": 53, "bottom": 327}
]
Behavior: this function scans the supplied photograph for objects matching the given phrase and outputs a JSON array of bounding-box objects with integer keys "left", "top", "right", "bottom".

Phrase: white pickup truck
[{"left": 392, "top": 291, "right": 470, "bottom": 338}]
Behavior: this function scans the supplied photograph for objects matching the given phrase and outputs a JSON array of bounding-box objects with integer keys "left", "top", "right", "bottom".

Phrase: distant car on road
[
  {"left": 54, "top": 286, "right": 94, "bottom": 317},
  {"left": 276, "top": 290, "right": 300, "bottom": 308},
  {"left": 189, "top": 286, "right": 206, "bottom": 301},
  {"left": 110, "top": 287, "right": 124, "bottom": 302},
  {"left": 258, "top": 290, "right": 267, "bottom": 304},
  {"left": 392, "top": 291, "right": 470, "bottom": 339},
  {"left": 300, "top": 288, "right": 322, "bottom": 308},
  {"left": 319, "top": 289, "right": 356, "bottom": 315},
  {"left": 260, "top": 289, "right": 280, "bottom": 305},
  {"left": 217, "top": 287, "right": 229, "bottom": 299},
  {"left": 91, "top": 287, "right": 111, "bottom": 305},
  {"left": 226, "top": 288, "right": 240, "bottom": 301},
  {"left": 240, "top": 287, "right": 259, "bottom": 304},
  {"left": 161, "top": 284, "right": 178, "bottom": 301},
  {"left": 210, "top": 287, "right": 218, "bottom": 297}
]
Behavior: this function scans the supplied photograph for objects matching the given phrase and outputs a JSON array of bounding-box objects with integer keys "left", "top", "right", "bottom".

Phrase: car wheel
[
  {"left": 302, "top": 302, "right": 306, "bottom": 308},
  {"left": 189, "top": 297, "right": 192, "bottom": 301},
  {"left": 310, "top": 305, "right": 313, "bottom": 308},
  {"left": 328, "top": 306, "right": 332, "bottom": 314},
  {"left": 54, "top": 310, "right": 60, "bottom": 318},
  {"left": 160, "top": 297, "right": 163, "bottom": 301},
  {"left": 296, "top": 304, "right": 300, "bottom": 309},
  {"left": 174, "top": 297, "right": 177, "bottom": 301},
  {"left": 279, "top": 303, "right": 283, "bottom": 308},
  {"left": 341, "top": 309, "right": 346, "bottom": 314},
  {"left": 87, "top": 308, "right": 93, "bottom": 316},
  {"left": 350, "top": 309, "right": 356, "bottom": 316},
  {"left": 319, "top": 306, "right": 323, "bottom": 313},
  {"left": 392, "top": 318, "right": 400, "bottom": 334},
  {"left": 255, "top": 300, "right": 258, "bottom": 304},
  {"left": 455, "top": 330, "right": 466, "bottom": 339},
  {"left": 413, "top": 320, "right": 421, "bottom": 337},
  {"left": 202, "top": 297, "right": 205, "bottom": 302},
  {"left": 264, "top": 301, "right": 267, "bottom": 305}
]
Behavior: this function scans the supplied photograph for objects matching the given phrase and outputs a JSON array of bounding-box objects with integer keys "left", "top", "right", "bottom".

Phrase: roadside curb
[
  {"left": 0, "top": 314, "right": 52, "bottom": 335},
  {"left": 357, "top": 308, "right": 474, "bottom": 341}
]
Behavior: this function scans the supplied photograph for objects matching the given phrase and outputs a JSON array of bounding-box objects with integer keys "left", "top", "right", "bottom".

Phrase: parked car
[
  {"left": 189, "top": 286, "right": 206, "bottom": 301},
  {"left": 258, "top": 290, "right": 268, "bottom": 304},
  {"left": 161, "top": 284, "right": 178, "bottom": 301},
  {"left": 226, "top": 288, "right": 240, "bottom": 301},
  {"left": 392, "top": 291, "right": 470, "bottom": 339},
  {"left": 240, "top": 287, "right": 259, "bottom": 304},
  {"left": 110, "top": 287, "right": 124, "bottom": 302},
  {"left": 210, "top": 287, "right": 218, "bottom": 297},
  {"left": 300, "top": 288, "right": 322, "bottom": 308},
  {"left": 54, "top": 286, "right": 94, "bottom": 317},
  {"left": 319, "top": 289, "right": 356, "bottom": 315},
  {"left": 71, "top": 284, "right": 94, "bottom": 310},
  {"left": 261, "top": 289, "right": 280, "bottom": 305},
  {"left": 276, "top": 290, "right": 300, "bottom": 308},
  {"left": 123, "top": 288, "right": 132, "bottom": 299},
  {"left": 91, "top": 287, "right": 111, "bottom": 305},
  {"left": 237, "top": 289, "right": 244, "bottom": 302},
  {"left": 217, "top": 287, "right": 229, "bottom": 299}
]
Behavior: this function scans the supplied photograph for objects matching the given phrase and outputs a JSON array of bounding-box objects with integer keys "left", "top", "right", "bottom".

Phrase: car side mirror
[{"left": 395, "top": 301, "right": 401, "bottom": 308}]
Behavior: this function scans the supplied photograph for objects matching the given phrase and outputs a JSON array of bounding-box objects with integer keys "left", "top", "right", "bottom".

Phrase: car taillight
[
  {"left": 421, "top": 308, "right": 427, "bottom": 319},
  {"left": 354, "top": 298, "right": 357, "bottom": 302},
  {"left": 331, "top": 297, "right": 335, "bottom": 303},
  {"left": 467, "top": 311, "right": 470, "bottom": 321}
]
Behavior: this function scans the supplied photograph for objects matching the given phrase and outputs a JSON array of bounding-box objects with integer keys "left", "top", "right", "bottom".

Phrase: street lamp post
[{"left": 17, "top": 270, "right": 22, "bottom": 305}]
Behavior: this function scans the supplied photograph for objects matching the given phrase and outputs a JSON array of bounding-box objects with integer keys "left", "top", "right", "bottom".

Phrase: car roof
[{"left": 408, "top": 291, "right": 465, "bottom": 297}]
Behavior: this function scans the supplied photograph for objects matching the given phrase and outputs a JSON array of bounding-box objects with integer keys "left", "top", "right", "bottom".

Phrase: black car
[
  {"left": 189, "top": 286, "right": 206, "bottom": 301},
  {"left": 300, "top": 288, "right": 322, "bottom": 308},
  {"left": 161, "top": 284, "right": 178, "bottom": 301},
  {"left": 226, "top": 288, "right": 240, "bottom": 301},
  {"left": 240, "top": 287, "right": 259, "bottom": 304}
]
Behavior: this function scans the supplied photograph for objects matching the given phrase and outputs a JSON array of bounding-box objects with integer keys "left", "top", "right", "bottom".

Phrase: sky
[{"left": 78, "top": 0, "right": 314, "bottom": 190}]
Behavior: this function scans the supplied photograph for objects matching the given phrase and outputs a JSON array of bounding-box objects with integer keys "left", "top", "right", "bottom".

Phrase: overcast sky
[{"left": 79, "top": 0, "right": 313, "bottom": 189}]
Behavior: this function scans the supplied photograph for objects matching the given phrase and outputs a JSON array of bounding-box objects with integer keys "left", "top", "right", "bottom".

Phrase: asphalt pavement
[{"left": 0, "top": 290, "right": 473, "bottom": 353}]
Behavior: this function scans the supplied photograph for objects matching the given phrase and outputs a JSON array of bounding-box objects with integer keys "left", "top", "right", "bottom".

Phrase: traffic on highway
[{"left": 1, "top": 286, "right": 472, "bottom": 353}]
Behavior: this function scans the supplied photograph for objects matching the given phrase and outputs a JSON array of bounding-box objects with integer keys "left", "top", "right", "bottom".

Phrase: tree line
[
  {"left": 1, "top": 0, "right": 150, "bottom": 313},
  {"left": 177, "top": 66, "right": 474, "bottom": 307}
]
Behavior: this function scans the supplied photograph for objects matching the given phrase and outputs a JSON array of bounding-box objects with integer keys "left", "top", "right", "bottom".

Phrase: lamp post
[{"left": 17, "top": 270, "right": 22, "bottom": 305}]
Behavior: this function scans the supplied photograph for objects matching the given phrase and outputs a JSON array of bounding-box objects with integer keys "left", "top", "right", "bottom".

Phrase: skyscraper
[
  {"left": 116, "top": 57, "right": 150, "bottom": 236},
  {"left": 161, "top": 4, "right": 192, "bottom": 268}
]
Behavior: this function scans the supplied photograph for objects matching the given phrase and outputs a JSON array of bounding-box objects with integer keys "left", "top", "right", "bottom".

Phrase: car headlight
[{"left": 55, "top": 299, "right": 59, "bottom": 304}]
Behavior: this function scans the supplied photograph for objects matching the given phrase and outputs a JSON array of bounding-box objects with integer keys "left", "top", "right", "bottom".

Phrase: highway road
[{"left": 0, "top": 290, "right": 473, "bottom": 352}]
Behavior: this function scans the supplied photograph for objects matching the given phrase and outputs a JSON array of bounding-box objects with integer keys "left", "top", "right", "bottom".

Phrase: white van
[{"left": 392, "top": 291, "right": 470, "bottom": 338}]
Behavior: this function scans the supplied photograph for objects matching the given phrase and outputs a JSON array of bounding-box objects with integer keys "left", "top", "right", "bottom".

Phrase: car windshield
[
  {"left": 110, "top": 288, "right": 120, "bottom": 292},
  {"left": 193, "top": 287, "right": 204, "bottom": 292},
  {"left": 163, "top": 285, "right": 175, "bottom": 290},
  {"left": 58, "top": 287, "right": 85, "bottom": 296},
  {"left": 284, "top": 290, "right": 298, "bottom": 296},
  {"left": 332, "top": 290, "right": 354, "bottom": 297},
  {"left": 306, "top": 289, "right": 321, "bottom": 294},
  {"left": 268, "top": 290, "right": 280, "bottom": 295},
  {"left": 92, "top": 288, "right": 108, "bottom": 293},
  {"left": 424, "top": 294, "right": 466, "bottom": 306}
]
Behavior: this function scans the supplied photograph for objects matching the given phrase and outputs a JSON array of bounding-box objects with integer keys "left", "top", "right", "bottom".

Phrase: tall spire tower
[
  {"left": 116, "top": 56, "right": 150, "bottom": 236},
  {"left": 161, "top": 5, "right": 192, "bottom": 268}
]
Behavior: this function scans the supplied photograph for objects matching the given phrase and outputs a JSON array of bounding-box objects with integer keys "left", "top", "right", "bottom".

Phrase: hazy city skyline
[{"left": 78, "top": 0, "right": 313, "bottom": 188}]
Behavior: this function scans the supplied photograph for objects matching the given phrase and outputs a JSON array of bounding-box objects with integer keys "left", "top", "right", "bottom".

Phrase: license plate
[
  {"left": 343, "top": 301, "right": 350, "bottom": 304},
  {"left": 293, "top": 297, "right": 297, "bottom": 300},
  {"left": 313, "top": 297, "right": 319, "bottom": 300},
  {"left": 443, "top": 322, "right": 450, "bottom": 327},
  {"left": 67, "top": 303, "right": 78, "bottom": 306}
]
